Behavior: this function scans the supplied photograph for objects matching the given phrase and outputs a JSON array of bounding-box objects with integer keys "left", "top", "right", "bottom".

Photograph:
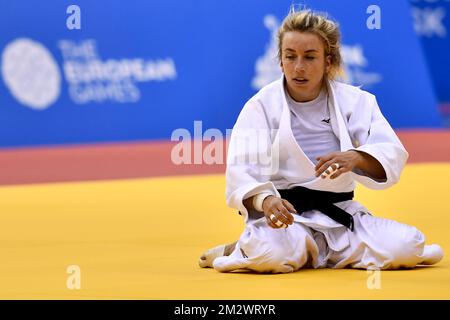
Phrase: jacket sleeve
[
  {"left": 347, "top": 93, "right": 409, "bottom": 190},
  {"left": 225, "top": 99, "right": 280, "bottom": 222}
]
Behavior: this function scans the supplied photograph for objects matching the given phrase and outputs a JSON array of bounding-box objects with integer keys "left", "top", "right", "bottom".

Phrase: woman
[{"left": 199, "top": 9, "right": 443, "bottom": 273}]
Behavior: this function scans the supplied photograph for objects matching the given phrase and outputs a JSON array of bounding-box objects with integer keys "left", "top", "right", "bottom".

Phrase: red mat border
[{"left": 0, "top": 130, "right": 448, "bottom": 186}]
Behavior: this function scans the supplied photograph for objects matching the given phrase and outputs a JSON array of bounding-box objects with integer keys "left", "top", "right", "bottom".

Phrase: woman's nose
[{"left": 294, "top": 59, "right": 305, "bottom": 72}]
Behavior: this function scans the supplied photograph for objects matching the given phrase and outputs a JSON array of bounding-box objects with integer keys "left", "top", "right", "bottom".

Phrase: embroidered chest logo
[{"left": 321, "top": 118, "right": 331, "bottom": 124}]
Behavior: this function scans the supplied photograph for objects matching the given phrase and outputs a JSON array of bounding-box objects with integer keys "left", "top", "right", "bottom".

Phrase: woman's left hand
[{"left": 315, "top": 151, "right": 362, "bottom": 179}]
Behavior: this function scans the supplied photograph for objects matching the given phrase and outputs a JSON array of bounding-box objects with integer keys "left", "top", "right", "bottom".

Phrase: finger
[
  {"left": 266, "top": 214, "right": 282, "bottom": 229},
  {"left": 315, "top": 156, "right": 331, "bottom": 171},
  {"left": 267, "top": 219, "right": 280, "bottom": 229},
  {"left": 315, "top": 156, "right": 329, "bottom": 172},
  {"left": 276, "top": 205, "right": 294, "bottom": 225},
  {"left": 317, "top": 160, "right": 335, "bottom": 178},
  {"left": 315, "top": 157, "right": 324, "bottom": 171},
  {"left": 316, "top": 158, "right": 334, "bottom": 177},
  {"left": 270, "top": 210, "right": 289, "bottom": 228},
  {"left": 281, "top": 199, "right": 297, "bottom": 214},
  {"left": 273, "top": 207, "right": 291, "bottom": 226},
  {"left": 330, "top": 167, "right": 347, "bottom": 179},
  {"left": 268, "top": 219, "right": 280, "bottom": 229},
  {"left": 315, "top": 153, "right": 336, "bottom": 171},
  {"left": 280, "top": 204, "right": 294, "bottom": 224},
  {"left": 321, "top": 163, "right": 340, "bottom": 179}
]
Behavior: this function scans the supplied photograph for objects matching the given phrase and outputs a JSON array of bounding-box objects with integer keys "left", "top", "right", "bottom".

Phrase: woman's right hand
[{"left": 262, "top": 196, "right": 296, "bottom": 228}]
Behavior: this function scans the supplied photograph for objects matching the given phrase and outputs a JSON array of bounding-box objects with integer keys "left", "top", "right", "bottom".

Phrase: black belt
[{"left": 278, "top": 186, "right": 355, "bottom": 231}]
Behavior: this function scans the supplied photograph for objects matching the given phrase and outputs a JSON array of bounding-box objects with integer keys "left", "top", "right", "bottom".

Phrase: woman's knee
[
  {"left": 384, "top": 227, "right": 426, "bottom": 268},
  {"left": 358, "top": 215, "right": 426, "bottom": 269},
  {"left": 240, "top": 222, "right": 314, "bottom": 273}
]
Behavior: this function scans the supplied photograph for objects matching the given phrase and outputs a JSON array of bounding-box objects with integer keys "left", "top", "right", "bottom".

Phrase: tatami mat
[{"left": 0, "top": 163, "right": 448, "bottom": 299}]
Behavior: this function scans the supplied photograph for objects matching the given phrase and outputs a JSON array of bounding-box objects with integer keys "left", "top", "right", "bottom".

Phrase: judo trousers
[{"left": 213, "top": 211, "right": 427, "bottom": 273}]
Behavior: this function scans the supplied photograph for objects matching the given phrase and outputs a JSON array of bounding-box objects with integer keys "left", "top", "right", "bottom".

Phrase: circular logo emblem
[{"left": 1, "top": 38, "right": 61, "bottom": 110}]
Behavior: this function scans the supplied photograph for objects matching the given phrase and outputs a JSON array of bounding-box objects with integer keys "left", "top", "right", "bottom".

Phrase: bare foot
[
  {"left": 420, "top": 244, "right": 444, "bottom": 265},
  {"left": 199, "top": 241, "right": 237, "bottom": 268}
]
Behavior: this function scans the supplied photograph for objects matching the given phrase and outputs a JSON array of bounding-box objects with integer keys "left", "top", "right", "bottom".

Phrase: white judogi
[
  {"left": 286, "top": 86, "right": 340, "bottom": 165},
  {"left": 213, "top": 77, "right": 430, "bottom": 273}
]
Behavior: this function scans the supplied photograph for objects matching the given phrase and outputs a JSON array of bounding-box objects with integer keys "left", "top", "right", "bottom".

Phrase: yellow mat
[{"left": 0, "top": 163, "right": 449, "bottom": 299}]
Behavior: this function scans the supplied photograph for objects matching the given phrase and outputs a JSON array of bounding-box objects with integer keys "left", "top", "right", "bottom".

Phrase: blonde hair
[{"left": 277, "top": 8, "right": 344, "bottom": 80}]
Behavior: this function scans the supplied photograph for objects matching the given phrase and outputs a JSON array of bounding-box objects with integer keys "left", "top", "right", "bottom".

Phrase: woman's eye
[
  {"left": 285, "top": 56, "right": 295, "bottom": 60},
  {"left": 306, "top": 56, "right": 315, "bottom": 60}
]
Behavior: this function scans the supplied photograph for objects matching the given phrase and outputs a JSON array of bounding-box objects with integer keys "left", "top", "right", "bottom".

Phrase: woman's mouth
[{"left": 293, "top": 77, "right": 308, "bottom": 85}]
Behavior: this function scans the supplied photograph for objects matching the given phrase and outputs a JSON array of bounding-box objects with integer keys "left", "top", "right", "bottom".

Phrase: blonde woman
[{"left": 199, "top": 9, "right": 443, "bottom": 273}]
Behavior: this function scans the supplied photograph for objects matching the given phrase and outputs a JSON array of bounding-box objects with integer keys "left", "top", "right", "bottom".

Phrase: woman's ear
[{"left": 325, "top": 55, "right": 332, "bottom": 73}]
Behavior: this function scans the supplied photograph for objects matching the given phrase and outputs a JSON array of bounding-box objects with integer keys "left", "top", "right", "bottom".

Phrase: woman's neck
[{"left": 285, "top": 79, "right": 325, "bottom": 103}]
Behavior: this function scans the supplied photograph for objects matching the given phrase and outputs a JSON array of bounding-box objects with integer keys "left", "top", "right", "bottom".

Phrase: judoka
[{"left": 199, "top": 9, "right": 444, "bottom": 273}]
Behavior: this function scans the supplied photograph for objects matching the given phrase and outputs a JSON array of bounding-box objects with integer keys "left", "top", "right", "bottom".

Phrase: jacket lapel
[
  {"left": 327, "top": 81, "right": 354, "bottom": 152},
  {"left": 278, "top": 78, "right": 316, "bottom": 177},
  {"left": 276, "top": 78, "right": 354, "bottom": 179}
]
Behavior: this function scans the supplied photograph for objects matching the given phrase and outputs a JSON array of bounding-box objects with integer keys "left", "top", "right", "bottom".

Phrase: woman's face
[{"left": 280, "top": 31, "right": 331, "bottom": 102}]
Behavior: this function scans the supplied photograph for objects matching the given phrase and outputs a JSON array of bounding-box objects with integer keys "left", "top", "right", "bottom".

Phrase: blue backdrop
[
  {"left": 410, "top": 0, "right": 450, "bottom": 126},
  {"left": 0, "top": 0, "right": 443, "bottom": 148}
]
